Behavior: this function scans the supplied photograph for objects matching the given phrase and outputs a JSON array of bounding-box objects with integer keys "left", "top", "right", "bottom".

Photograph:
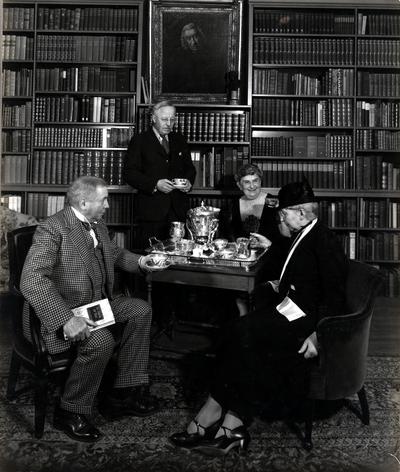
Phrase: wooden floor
[{"left": 369, "top": 297, "right": 400, "bottom": 356}]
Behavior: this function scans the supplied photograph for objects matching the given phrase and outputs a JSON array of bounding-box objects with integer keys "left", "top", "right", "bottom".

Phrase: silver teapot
[{"left": 186, "top": 201, "right": 220, "bottom": 244}]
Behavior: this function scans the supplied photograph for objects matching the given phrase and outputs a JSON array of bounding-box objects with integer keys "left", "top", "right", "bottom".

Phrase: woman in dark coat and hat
[{"left": 169, "top": 180, "right": 349, "bottom": 456}]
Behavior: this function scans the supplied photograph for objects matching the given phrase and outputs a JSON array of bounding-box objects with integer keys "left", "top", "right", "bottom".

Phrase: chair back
[
  {"left": 7, "top": 225, "right": 37, "bottom": 295},
  {"left": 310, "top": 260, "right": 384, "bottom": 400}
]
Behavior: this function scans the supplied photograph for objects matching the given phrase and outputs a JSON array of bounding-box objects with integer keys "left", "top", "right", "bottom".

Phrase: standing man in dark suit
[
  {"left": 20, "top": 176, "right": 165, "bottom": 443},
  {"left": 125, "top": 100, "right": 196, "bottom": 250}
]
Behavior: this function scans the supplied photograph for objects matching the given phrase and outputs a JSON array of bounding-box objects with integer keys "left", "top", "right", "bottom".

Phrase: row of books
[
  {"left": 251, "top": 134, "right": 353, "bottom": 158},
  {"left": 37, "top": 7, "right": 138, "bottom": 32},
  {"left": 27, "top": 193, "right": 66, "bottom": 219},
  {"left": 359, "top": 233, "right": 399, "bottom": 261},
  {"left": 360, "top": 200, "right": 400, "bottom": 229},
  {"left": 253, "top": 68, "right": 354, "bottom": 96},
  {"left": 355, "top": 156, "right": 400, "bottom": 191},
  {"left": 2, "top": 102, "right": 32, "bottom": 127},
  {"left": 2, "top": 130, "right": 31, "bottom": 152},
  {"left": 175, "top": 112, "right": 248, "bottom": 143},
  {"left": 318, "top": 199, "right": 357, "bottom": 227},
  {"left": 137, "top": 108, "right": 248, "bottom": 142},
  {"left": 356, "top": 130, "right": 400, "bottom": 151},
  {"left": 34, "top": 96, "right": 136, "bottom": 124},
  {"left": 1, "top": 155, "right": 28, "bottom": 184},
  {"left": 336, "top": 232, "right": 356, "bottom": 260},
  {"left": 252, "top": 98, "right": 353, "bottom": 127},
  {"left": 31, "top": 150, "right": 126, "bottom": 186},
  {"left": 3, "top": 7, "right": 34, "bottom": 31},
  {"left": 0, "top": 195, "right": 22, "bottom": 212},
  {"left": 191, "top": 146, "right": 249, "bottom": 189},
  {"left": 33, "top": 127, "right": 133, "bottom": 148},
  {"left": 253, "top": 11, "right": 355, "bottom": 34},
  {"left": 357, "top": 13, "right": 400, "bottom": 36},
  {"left": 102, "top": 194, "right": 131, "bottom": 224},
  {"left": 24, "top": 192, "right": 131, "bottom": 223},
  {"left": 36, "top": 36, "right": 137, "bottom": 62},
  {"left": 35, "top": 67, "right": 136, "bottom": 93},
  {"left": 378, "top": 266, "right": 400, "bottom": 298},
  {"left": 357, "top": 72, "right": 400, "bottom": 98},
  {"left": 2, "top": 35, "right": 34, "bottom": 61},
  {"left": 357, "top": 40, "right": 400, "bottom": 67},
  {"left": 2, "top": 68, "right": 33, "bottom": 96},
  {"left": 253, "top": 38, "right": 354, "bottom": 65},
  {"left": 356, "top": 101, "right": 400, "bottom": 128},
  {"left": 257, "top": 160, "right": 353, "bottom": 189}
]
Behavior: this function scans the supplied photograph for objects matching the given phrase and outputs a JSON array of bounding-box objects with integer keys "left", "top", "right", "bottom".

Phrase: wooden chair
[
  {"left": 296, "top": 260, "right": 384, "bottom": 450},
  {"left": 6, "top": 226, "right": 74, "bottom": 438}
]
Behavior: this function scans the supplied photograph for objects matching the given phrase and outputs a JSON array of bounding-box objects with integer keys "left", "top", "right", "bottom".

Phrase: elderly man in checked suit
[{"left": 20, "top": 176, "right": 164, "bottom": 443}]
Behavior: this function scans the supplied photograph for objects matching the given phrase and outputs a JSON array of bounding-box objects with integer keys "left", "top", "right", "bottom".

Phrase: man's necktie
[
  {"left": 161, "top": 135, "right": 169, "bottom": 154},
  {"left": 81, "top": 221, "right": 102, "bottom": 249}
]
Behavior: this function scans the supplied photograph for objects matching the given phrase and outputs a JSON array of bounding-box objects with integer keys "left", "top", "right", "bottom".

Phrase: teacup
[
  {"left": 213, "top": 238, "right": 228, "bottom": 250},
  {"left": 172, "top": 178, "right": 187, "bottom": 187},
  {"left": 150, "top": 253, "right": 169, "bottom": 266},
  {"left": 235, "top": 237, "right": 250, "bottom": 258}
]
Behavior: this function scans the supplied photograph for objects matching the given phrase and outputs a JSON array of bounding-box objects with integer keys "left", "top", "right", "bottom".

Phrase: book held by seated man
[{"left": 72, "top": 298, "right": 115, "bottom": 331}]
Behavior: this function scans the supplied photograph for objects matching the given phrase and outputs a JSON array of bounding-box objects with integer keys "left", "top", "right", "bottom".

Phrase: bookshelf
[
  {"left": 248, "top": 1, "right": 400, "bottom": 300},
  {"left": 1, "top": 0, "right": 144, "bottom": 247}
]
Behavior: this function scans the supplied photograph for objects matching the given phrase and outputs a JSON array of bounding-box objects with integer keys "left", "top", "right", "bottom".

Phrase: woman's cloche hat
[{"left": 277, "top": 179, "right": 316, "bottom": 210}]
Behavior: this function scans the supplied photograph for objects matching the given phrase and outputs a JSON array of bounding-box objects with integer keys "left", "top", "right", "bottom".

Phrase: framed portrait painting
[{"left": 150, "top": 0, "right": 242, "bottom": 103}]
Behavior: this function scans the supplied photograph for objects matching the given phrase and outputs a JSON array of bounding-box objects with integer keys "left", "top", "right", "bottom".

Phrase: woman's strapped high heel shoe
[
  {"left": 195, "top": 425, "right": 250, "bottom": 456},
  {"left": 169, "top": 418, "right": 222, "bottom": 449}
]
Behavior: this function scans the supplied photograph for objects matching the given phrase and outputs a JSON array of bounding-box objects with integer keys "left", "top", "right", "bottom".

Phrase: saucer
[{"left": 173, "top": 183, "right": 186, "bottom": 189}]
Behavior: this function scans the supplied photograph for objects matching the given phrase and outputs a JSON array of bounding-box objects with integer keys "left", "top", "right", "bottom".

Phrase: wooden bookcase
[
  {"left": 247, "top": 0, "right": 400, "bottom": 300},
  {"left": 1, "top": 0, "right": 143, "bottom": 248}
]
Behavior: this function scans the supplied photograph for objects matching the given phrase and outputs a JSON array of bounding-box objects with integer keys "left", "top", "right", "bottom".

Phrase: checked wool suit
[{"left": 20, "top": 205, "right": 152, "bottom": 414}]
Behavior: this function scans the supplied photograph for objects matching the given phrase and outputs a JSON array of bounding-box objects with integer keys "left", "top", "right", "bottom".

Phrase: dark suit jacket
[
  {"left": 278, "top": 220, "right": 349, "bottom": 329},
  {"left": 20, "top": 205, "right": 142, "bottom": 354},
  {"left": 125, "top": 129, "right": 196, "bottom": 222}
]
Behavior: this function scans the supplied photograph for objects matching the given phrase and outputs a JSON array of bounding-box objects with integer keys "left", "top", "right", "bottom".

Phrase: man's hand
[
  {"left": 250, "top": 232, "right": 272, "bottom": 249},
  {"left": 156, "top": 179, "right": 175, "bottom": 193},
  {"left": 298, "top": 331, "right": 318, "bottom": 359},
  {"left": 63, "top": 316, "right": 96, "bottom": 342},
  {"left": 178, "top": 180, "right": 192, "bottom": 193}
]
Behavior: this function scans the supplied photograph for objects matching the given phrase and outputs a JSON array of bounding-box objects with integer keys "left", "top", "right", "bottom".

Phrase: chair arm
[{"left": 28, "top": 305, "right": 49, "bottom": 358}]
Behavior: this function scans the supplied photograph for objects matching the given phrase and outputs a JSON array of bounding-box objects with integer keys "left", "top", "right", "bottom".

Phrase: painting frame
[{"left": 149, "top": 0, "right": 242, "bottom": 103}]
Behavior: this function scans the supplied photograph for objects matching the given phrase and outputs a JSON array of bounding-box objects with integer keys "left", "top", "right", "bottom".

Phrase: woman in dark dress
[{"left": 220, "top": 164, "right": 291, "bottom": 314}]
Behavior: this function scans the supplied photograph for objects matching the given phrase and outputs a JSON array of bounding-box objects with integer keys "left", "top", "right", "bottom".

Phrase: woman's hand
[
  {"left": 298, "top": 331, "right": 318, "bottom": 359},
  {"left": 249, "top": 232, "right": 272, "bottom": 249}
]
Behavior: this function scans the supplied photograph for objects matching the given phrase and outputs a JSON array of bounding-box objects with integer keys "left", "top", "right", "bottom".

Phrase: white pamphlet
[
  {"left": 72, "top": 298, "right": 115, "bottom": 331},
  {"left": 276, "top": 296, "right": 306, "bottom": 322}
]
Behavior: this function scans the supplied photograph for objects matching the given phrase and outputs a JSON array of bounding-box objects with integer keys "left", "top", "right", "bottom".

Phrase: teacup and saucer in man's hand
[
  {"left": 172, "top": 178, "right": 191, "bottom": 192},
  {"left": 139, "top": 254, "right": 172, "bottom": 271}
]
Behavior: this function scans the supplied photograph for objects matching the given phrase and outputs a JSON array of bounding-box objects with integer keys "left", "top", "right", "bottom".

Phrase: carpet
[{"left": 0, "top": 341, "right": 399, "bottom": 472}]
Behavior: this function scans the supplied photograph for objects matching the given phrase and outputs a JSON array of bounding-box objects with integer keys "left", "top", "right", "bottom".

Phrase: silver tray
[{"left": 147, "top": 240, "right": 269, "bottom": 271}]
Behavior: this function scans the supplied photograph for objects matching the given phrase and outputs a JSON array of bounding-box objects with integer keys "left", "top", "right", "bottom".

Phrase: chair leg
[
  {"left": 6, "top": 350, "right": 22, "bottom": 400},
  {"left": 304, "top": 398, "right": 315, "bottom": 451},
  {"left": 34, "top": 377, "right": 49, "bottom": 438},
  {"left": 357, "top": 386, "right": 370, "bottom": 425}
]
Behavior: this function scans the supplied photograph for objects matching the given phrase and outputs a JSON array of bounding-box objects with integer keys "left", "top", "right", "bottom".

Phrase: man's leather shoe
[
  {"left": 53, "top": 406, "right": 102, "bottom": 443},
  {"left": 100, "top": 385, "right": 160, "bottom": 419}
]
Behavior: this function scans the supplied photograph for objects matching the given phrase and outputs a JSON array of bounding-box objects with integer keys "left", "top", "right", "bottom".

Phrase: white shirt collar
[
  {"left": 153, "top": 127, "right": 168, "bottom": 143},
  {"left": 71, "top": 206, "right": 90, "bottom": 223}
]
